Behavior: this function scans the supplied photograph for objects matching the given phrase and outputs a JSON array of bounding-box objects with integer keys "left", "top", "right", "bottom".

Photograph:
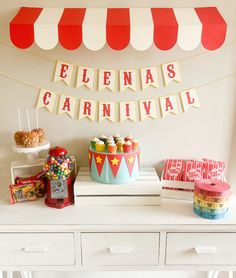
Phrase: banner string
[{"left": 0, "top": 40, "right": 236, "bottom": 68}]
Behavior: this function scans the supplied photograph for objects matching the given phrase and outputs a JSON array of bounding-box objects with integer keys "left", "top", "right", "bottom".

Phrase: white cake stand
[{"left": 13, "top": 141, "right": 50, "bottom": 162}]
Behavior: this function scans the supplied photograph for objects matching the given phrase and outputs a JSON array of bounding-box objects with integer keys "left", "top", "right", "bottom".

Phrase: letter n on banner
[
  {"left": 180, "top": 88, "right": 200, "bottom": 112},
  {"left": 36, "top": 88, "right": 56, "bottom": 112},
  {"left": 162, "top": 62, "right": 181, "bottom": 86},
  {"left": 98, "top": 69, "right": 116, "bottom": 92},
  {"left": 119, "top": 70, "right": 136, "bottom": 92},
  {"left": 160, "top": 95, "right": 178, "bottom": 118},
  {"left": 139, "top": 99, "right": 157, "bottom": 121},
  {"left": 58, "top": 95, "right": 76, "bottom": 118},
  {"left": 120, "top": 102, "right": 136, "bottom": 122},
  {"left": 99, "top": 102, "right": 115, "bottom": 122},
  {"left": 76, "top": 67, "right": 95, "bottom": 90},
  {"left": 140, "top": 67, "right": 159, "bottom": 90},
  {"left": 79, "top": 99, "right": 96, "bottom": 121},
  {"left": 53, "top": 61, "right": 74, "bottom": 86}
]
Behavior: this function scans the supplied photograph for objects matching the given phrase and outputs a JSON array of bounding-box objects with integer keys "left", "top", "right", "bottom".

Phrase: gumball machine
[{"left": 44, "top": 146, "right": 74, "bottom": 209}]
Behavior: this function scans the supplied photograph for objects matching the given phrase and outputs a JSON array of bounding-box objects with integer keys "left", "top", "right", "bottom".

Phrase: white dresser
[{"left": 0, "top": 197, "right": 235, "bottom": 272}]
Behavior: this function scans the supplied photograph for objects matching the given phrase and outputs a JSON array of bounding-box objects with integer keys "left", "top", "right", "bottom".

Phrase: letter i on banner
[
  {"left": 180, "top": 88, "right": 200, "bottom": 112},
  {"left": 76, "top": 67, "right": 95, "bottom": 90},
  {"left": 119, "top": 70, "right": 136, "bottom": 92},
  {"left": 139, "top": 99, "right": 157, "bottom": 121},
  {"left": 120, "top": 102, "right": 136, "bottom": 122},
  {"left": 98, "top": 69, "right": 116, "bottom": 92},
  {"left": 53, "top": 61, "right": 74, "bottom": 86},
  {"left": 99, "top": 102, "right": 116, "bottom": 122},
  {"left": 140, "top": 67, "right": 159, "bottom": 90},
  {"left": 160, "top": 95, "right": 178, "bottom": 118},
  {"left": 36, "top": 88, "right": 56, "bottom": 112},
  {"left": 162, "top": 62, "right": 181, "bottom": 86},
  {"left": 58, "top": 95, "right": 76, "bottom": 118},
  {"left": 79, "top": 99, "right": 97, "bottom": 121}
]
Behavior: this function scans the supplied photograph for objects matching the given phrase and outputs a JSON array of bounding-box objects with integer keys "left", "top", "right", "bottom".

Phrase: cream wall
[{"left": 0, "top": 1, "right": 236, "bottom": 278}]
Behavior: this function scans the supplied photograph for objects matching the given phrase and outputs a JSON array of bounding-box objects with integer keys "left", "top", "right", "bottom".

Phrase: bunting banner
[
  {"left": 53, "top": 60, "right": 181, "bottom": 91},
  {"left": 36, "top": 87, "right": 200, "bottom": 122},
  {"left": 88, "top": 149, "right": 93, "bottom": 170},
  {"left": 93, "top": 153, "right": 106, "bottom": 176},
  {"left": 162, "top": 62, "right": 182, "bottom": 86},
  {"left": 107, "top": 154, "right": 123, "bottom": 178},
  {"left": 124, "top": 153, "right": 137, "bottom": 177}
]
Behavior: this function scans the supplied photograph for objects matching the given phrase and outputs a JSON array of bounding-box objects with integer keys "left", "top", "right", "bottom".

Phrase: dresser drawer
[
  {"left": 0, "top": 233, "right": 75, "bottom": 266},
  {"left": 81, "top": 233, "right": 159, "bottom": 266},
  {"left": 166, "top": 233, "right": 236, "bottom": 265}
]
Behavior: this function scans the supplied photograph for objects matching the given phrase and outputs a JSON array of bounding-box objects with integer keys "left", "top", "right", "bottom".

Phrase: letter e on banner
[
  {"left": 162, "top": 62, "right": 182, "bottom": 86},
  {"left": 160, "top": 95, "right": 178, "bottom": 118},
  {"left": 79, "top": 99, "right": 96, "bottom": 121},
  {"left": 53, "top": 61, "right": 74, "bottom": 86},
  {"left": 99, "top": 102, "right": 115, "bottom": 122},
  {"left": 139, "top": 99, "right": 157, "bottom": 121},
  {"left": 120, "top": 102, "right": 136, "bottom": 122},
  {"left": 98, "top": 69, "right": 116, "bottom": 92},
  {"left": 58, "top": 95, "right": 76, "bottom": 118},
  {"left": 180, "top": 88, "right": 200, "bottom": 112},
  {"left": 76, "top": 67, "right": 95, "bottom": 90},
  {"left": 36, "top": 88, "right": 56, "bottom": 112}
]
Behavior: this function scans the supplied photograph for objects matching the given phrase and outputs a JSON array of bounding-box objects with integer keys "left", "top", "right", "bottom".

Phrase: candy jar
[{"left": 44, "top": 146, "right": 74, "bottom": 209}]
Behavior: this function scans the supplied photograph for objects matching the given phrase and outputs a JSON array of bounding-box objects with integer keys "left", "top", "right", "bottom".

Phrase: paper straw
[
  {"left": 26, "top": 108, "right": 31, "bottom": 132},
  {"left": 36, "top": 108, "right": 39, "bottom": 129},
  {"left": 17, "top": 107, "right": 22, "bottom": 131}
]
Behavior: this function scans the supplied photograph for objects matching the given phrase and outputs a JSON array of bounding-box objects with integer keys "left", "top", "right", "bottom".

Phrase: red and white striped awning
[{"left": 10, "top": 7, "right": 227, "bottom": 51}]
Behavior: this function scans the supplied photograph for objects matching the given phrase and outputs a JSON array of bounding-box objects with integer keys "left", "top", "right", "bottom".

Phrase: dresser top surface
[{"left": 0, "top": 196, "right": 235, "bottom": 227}]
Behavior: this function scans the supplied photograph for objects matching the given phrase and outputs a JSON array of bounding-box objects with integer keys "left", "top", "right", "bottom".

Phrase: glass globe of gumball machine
[{"left": 44, "top": 146, "right": 74, "bottom": 209}]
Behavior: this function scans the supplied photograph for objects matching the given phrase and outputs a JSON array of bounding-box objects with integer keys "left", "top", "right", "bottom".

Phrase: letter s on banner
[{"left": 36, "top": 88, "right": 57, "bottom": 112}]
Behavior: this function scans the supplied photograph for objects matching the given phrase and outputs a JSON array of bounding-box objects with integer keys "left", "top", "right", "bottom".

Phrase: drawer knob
[
  {"left": 109, "top": 246, "right": 133, "bottom": 254},
  {"left": 194, "top": 246, "right": 218, "bottom": 255},
  {"left": 22, "top": 246, "right": 47, "bottom": 253}
]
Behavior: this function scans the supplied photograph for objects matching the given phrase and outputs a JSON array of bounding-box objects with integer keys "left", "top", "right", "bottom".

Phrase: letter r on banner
[
  {"left": 36, "top": 88, "right": 56, "bottom": 112},
  {"left": 53, "top": 61, "right": 74, "bottom": 86},
  {"left": 79, "top": 99, "right": 96, "bottom": 121}
]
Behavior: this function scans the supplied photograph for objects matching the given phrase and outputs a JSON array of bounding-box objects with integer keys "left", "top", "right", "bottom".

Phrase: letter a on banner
[
  {"left": 139, "top": 99, "right": 157, "bottom": 121},
  {"left": 79, "top": 99, "right": 96, "bottom": 121},
  {"left": 140, "top": 67, "right": 159, "bottom": 90},
  {"left": 76, "top": 67, "right": 95, "bottom": 90},
  {"left": 180, "top": 88, "right": 200, "bottom": 112},
  {"left": 119, "top": 70, "right": 137, "bottom": 92},
  {"left": 58, "top": 95, "right": 76, "bottom": 118},
  {"left": 120, "top": 102, "right": 136, "bottom": 122},
  {"left": 160, "top": 95, "right": 178, "bottom": 118},
  {"left": 98, "top": 69, "right": 116, "bottom": 92},
  {"left": 53, "top": 61, "right": 74, "bottom": 86},
  {"left": 99, "top": 102, "right": 115, "bottom": 122},
  {"left": 162, "top": 62, "right": 182, "bottom": 86},
  {"left": 36, "top": 88, "right": 56, "bottom": 112}
]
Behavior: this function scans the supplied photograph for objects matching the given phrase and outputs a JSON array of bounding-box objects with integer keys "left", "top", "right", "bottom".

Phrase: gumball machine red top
[{"left": 44, "top": 146, "right": 74, "bottom": 209}]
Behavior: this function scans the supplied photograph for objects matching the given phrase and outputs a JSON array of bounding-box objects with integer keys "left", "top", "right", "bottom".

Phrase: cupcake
[
  {"left": 116, "top": 138, "right": 125, "bottom": 152},
  {"left": 132, "top": 139, "right": 139, "bottom": 150},
  {"left": 22, "top": 131, "right": 40, "bottom": 148},
  {"left": 113, "top": 134, "right": 121, "bottom": 143},
  {"left": 90, "top": 137, "right": 99, "bottom": 149},
  {"left": 123, "top": 140, "right": 132, "bottom": 153},
  {"left": 108, "top": 142, "right": 117, "bottom": 154},
  {"left": 32, "top": 128, "right": 45, "bottom": 143},
  {"left": 125, "top": 135, "right": 134, "bottom": 142},
  {"left": 99, "top": 135, "right": 107, "bottom": 144},
  {"left": 95, "top": 140, "right": 105, "bottom": 152}
]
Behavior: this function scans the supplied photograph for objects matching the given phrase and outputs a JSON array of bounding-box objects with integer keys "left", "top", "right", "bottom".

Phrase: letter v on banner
[
  {"left": 99, "top": 102, "right": 116, "bottom": 122},
  {"left": 160, "top": 95, "right": 178, "bottom": 118},
  {"left": 36, "top": 88, "right": 56, "bottom": 112},
  {"left": 53, "top": 61, "right": 73, "bottom": 86},
  {"left": 162, "top": 61, "right": 181, "bottom": 86},
  {"left": 180, "top": 88, "right": 200, "bottom": 112},
  {"left": 58, "top": 95, "right": 76, "bottom": 118},
  {"left": 79, "top": 99, "right": 96, "bottom": 121},
  {"left": 139, "top": 99, "right": 157, "bottom": 121}
]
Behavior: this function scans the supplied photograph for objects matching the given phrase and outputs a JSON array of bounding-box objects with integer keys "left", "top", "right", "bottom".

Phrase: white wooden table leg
[
  {"left": 212, "top": 271, "right": 220, "bottom": 278},
  {"left": 0, "top": 271, "right": 3, "bottom": 278},
  {"left": 207, "top": 271, "right": 214, "bottom": 278},
  {"left": 27, "top": 271, "right": 32, "bottom": 278},
  {"left": 20, "top": 271, "right": 30, "bottom": 278},
  {"left": 7, "top": 271, "right": 13, "bottom": 278},
  {"left": 229, "top": 271, "right": 233, "bottom": 278}
]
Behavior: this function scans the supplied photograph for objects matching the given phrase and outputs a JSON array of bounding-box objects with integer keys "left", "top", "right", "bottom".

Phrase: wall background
[{"left": 0, "top": 1, "right": 236, "bottom": 278}]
